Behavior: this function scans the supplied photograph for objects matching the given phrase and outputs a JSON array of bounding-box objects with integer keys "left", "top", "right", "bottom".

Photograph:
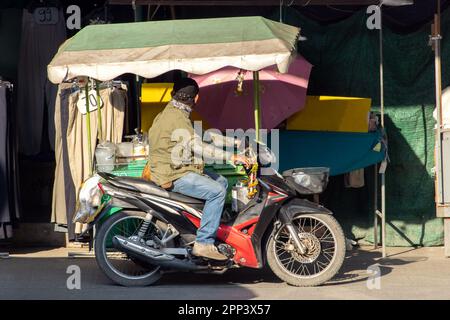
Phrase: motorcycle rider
[{"left": 147, "top": 77, "right": 250, "bottom": 261}]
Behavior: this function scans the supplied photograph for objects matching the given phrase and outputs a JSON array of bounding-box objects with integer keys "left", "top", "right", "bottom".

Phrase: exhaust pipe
[{"left": 112, "top": 235, "right": 208, "bottom": 271}]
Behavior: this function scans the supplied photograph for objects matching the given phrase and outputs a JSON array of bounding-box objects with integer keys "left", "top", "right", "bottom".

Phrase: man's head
[{"left": 171, "top": 77, "right": 200, "bottom": 107}]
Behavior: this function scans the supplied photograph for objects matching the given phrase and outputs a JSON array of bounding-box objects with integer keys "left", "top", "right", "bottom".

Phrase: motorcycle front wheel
[
  {"left": 94, "top": 210, "right": 165, "bottom": 287},
  {"left": 266, "top": 213, "right": 346, "bottom": 287}
]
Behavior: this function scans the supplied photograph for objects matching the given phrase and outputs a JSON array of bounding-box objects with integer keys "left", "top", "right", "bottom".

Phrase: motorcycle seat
[
  {"left": 167, "top": 190, "right": 205, "bottom": 205},
  {"left": 100, "top": 173, "right": 204, "bottom": 205}
]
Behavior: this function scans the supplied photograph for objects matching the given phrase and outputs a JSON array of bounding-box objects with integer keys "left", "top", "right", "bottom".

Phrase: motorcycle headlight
[{"left": 282, "top": 167, "right": 330, "bottom": 195}]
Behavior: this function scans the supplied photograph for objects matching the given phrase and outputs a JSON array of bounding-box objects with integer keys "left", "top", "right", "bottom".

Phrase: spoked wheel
[
  {"left": 95, "top": 211, "right": 167, "bottom": 286},
  {"left": 266, "top": 213, "right": 346, "bottom": 287}
]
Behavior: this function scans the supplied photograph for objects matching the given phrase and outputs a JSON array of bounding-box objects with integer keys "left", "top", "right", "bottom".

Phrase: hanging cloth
[
  {"left": 0, "top": 85, "right": 11, "bottom": 239},
  {"left": 345, "top": 169, "right": 365, "bottom": 189},
  {"left": 51, "top": 84, "right": 126, "bottom": 240},
  {"left": 17, "top": 8, "right": 67, "bottom": 155}
]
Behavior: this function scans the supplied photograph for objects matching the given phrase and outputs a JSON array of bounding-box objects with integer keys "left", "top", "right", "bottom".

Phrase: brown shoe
[{"left": 192, "top": 242, "right": 228, "bottom": 261}]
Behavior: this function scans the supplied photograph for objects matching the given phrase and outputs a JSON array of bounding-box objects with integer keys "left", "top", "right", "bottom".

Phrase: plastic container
[
  {"left": 205, "top": 163, "right": 247, "bottom": 204},
  {"left": 132, "top": 132, "right": 149, "bottom": 160},
  {"left": 116, "top": 142, "right": 133, "bottom": 158},
  {"left": 282, "top": 167, "right": 330, "bottom": 194},
  {"left": 231, "top": 181, "right": 250, "bottom": 213},
  {"left": 95, "top": 142, "right": 116, "bottom": 173}
]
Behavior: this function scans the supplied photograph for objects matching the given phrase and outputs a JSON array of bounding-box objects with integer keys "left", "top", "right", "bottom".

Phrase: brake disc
[{"left": 290, "top": 232, "right": 322, "bottom": 263}]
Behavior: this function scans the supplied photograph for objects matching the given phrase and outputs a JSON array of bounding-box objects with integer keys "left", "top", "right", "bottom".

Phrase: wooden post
[{"left": 431, "top": 0, "right": 448, "bottom": 256}]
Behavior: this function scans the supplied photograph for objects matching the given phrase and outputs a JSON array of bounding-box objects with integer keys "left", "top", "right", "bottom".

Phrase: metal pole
[
  {"left": 381, "top": 171, "right": 386, "bottom": 257},
  {"left": 253, "top": 71, "right": 261, "bottom": 141},
  {"left": 379, "top": 3, "right": 387, "bottom": 257},
  {"left": 374, "top": 164, "right": 379, "bottom": 248},
  {"left": 96, "top": 80, "right": 103, "bottom": 142},
  {"left": 133, "top": 0, "right": 142, "bottom": 132},
  {"left": 85, "top": 82, "right": 93, "bottom": 175}
]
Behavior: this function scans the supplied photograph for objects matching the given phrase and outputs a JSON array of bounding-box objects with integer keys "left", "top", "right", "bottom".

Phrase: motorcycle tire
[
  {"left": 266, "top": 213, "right": 346, "bottom": 287},
  {"left": 94, "top": 210, "right": 163, "bottom": 287}
]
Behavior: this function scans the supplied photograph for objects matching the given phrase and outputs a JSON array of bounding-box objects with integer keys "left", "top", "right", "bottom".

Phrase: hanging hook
[
  {"left": 235, "top": 70, "right": 245, "bottom": 96},
  {"left": 302, "top": 0, "right": 312, "bottom": 6}
]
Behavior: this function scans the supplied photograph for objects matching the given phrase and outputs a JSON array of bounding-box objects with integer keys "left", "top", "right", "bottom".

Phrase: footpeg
[{"left": 188, "top": 252, "right": 231, "bottom": 268}]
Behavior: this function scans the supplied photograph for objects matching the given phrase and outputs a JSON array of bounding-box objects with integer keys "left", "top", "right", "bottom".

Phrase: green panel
[
  {"left": 110, "top": 161, "right": 248, "bottom": 205},
  {"left": 110, "top": 160, "right": 147, "bottom": 177},
  {"left": 64, "top": 16, "right": 297, "bottom": 52}
]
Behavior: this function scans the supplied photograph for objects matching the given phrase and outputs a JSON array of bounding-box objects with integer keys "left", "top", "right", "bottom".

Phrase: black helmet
[{"left": 171, "top": 77, "right": 199, "bottom": 106}]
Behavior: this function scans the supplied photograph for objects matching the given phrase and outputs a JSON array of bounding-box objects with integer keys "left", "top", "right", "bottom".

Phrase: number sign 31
[{"left": 33, "top": 7, "right": 59, "bottom": 25}]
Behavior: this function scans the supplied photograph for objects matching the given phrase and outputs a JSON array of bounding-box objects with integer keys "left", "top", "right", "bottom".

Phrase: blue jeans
[{"left": 172, "top": 170, "right": 228, "bottom": 244}]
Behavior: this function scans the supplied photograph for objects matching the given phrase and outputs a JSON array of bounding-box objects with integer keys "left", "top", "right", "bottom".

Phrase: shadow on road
[{"left": 325, "top": 247, "right": 427, "bottom": 286}]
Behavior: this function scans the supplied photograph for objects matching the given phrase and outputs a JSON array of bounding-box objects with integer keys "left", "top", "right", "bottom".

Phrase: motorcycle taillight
[{"left": 97, "top": 182, "right": 105, "bottom": 195}]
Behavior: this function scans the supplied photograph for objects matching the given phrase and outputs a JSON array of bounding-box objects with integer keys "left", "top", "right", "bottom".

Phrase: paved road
[{"left": 0, "top": 246, "right": 449, "bottom": 299}]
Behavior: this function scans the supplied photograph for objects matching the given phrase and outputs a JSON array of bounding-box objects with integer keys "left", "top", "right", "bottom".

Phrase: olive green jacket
[{"left": 148, "top": 101, "right": 234, "bottom": 186}]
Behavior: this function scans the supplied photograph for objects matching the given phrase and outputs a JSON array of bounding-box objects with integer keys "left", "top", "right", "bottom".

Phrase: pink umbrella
[{"left": 192, "top": 56, "right": 312, "bottom": 131}]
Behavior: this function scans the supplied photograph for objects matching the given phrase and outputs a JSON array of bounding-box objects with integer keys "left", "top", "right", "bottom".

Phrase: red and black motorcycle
[{"left": 84, "top": 143, "right": 346, "bottom": 287}]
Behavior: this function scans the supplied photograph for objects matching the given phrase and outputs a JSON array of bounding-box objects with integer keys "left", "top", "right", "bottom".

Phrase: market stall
[
  {"left": 47, "top": 11, "right": 394, "bottom": 254},
  {"left": 47, "top": 15, "right": 301, "bottom": 245}
]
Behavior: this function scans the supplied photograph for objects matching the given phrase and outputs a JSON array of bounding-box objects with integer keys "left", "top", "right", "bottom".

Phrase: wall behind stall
[
  {"left": 0, "top": 8, "right": 22, "bottom": 82},
  {"left": 280, "top": 6, "right": 443, "bottom": 246},
  {"left": 0, "top": 2, "right": 137, "bottom": 227}
]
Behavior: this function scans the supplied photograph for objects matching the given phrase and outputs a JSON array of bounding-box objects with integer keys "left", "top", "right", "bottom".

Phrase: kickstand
[{"left": 68, "top": 228, "right": 96, "bottom": 258}]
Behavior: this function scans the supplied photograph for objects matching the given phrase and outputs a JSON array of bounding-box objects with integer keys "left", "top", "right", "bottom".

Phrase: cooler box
[
  {"left": 111, "top": 159, "right": 147, "bottom": 177},
  {"left": 287, "top": 96, "right": 372, "bottom": 133}
]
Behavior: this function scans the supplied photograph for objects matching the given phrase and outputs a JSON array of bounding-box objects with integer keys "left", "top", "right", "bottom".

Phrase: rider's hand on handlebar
[{"left": 231, "top": 154, "right": 252, "bottom": 168}]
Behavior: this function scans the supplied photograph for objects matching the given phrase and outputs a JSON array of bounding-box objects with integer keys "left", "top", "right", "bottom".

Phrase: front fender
[{"left": 279, "top": 198, "right": 333, "bottom": 223}]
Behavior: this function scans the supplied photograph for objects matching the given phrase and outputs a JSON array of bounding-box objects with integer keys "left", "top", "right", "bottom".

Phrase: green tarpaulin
[{"left": 280, "top": 8, "right": 444, "bottom": 246}]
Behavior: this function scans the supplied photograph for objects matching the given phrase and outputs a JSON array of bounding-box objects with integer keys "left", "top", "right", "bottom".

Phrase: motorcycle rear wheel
[
  {"left": 266, "top": 213, "right": 346, "bottom": 287},
  {"left": 94, "top": 210, "right": 165, "bottom": 287}
]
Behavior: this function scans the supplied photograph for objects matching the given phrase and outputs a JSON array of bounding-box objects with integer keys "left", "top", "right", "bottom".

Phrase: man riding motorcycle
[{"left": 147, "top": 77, "right": 250, "bottom": 261}]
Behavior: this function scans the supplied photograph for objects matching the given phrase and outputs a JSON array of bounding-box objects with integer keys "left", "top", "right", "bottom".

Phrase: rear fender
[
  {"left": 77, "top": 204, "right": 124, "bottom": 239},
  {"left": 102, "top": 183, "right": 169, "bottom": 223}
]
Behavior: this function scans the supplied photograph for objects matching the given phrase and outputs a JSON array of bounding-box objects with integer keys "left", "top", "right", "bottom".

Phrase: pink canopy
[{"left": 192, "top": 56, "right": 312, "bottom": 131}]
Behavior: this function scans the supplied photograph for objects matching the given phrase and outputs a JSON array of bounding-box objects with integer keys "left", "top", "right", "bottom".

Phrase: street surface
[{"left": 0, "top": 246, "right": 449, "bottom": 299}]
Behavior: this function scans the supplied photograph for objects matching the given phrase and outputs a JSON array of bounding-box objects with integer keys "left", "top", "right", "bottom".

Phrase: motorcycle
[{"left": 74, "top": 142, "right": 346, "bottom": 287}]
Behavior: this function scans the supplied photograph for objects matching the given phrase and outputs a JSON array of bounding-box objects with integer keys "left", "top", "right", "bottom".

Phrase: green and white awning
[{"left": 47, "top": 16, "right": 300, "bottom": 84}]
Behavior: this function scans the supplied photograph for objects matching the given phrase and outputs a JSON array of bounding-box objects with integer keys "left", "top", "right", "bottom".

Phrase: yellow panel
[
  {"left": 286, "top": 96, "right": 372, "bottom": 133},
  {"left": 140, "top": 83, "right": 173, "bottom": 132},
  {"left": 141, "top": 83, "right": 173, "bottom": 103},
  {"left": 140, "top": 83, "right": 211, "bottom": 132}
]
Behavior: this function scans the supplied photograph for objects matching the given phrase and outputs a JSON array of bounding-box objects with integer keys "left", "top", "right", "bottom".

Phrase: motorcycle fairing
[{"left": 182, "top": 212, "right": 260, "bottom": 268}]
